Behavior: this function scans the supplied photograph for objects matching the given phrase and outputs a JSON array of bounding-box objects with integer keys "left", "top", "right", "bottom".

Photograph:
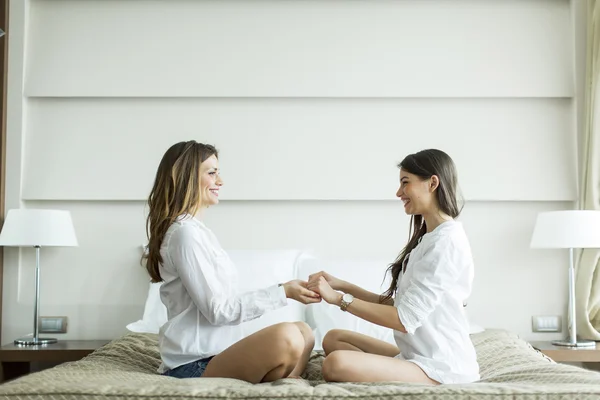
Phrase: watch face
[{"left": 342, "top": 293, "right": 354, "bottom": 303}]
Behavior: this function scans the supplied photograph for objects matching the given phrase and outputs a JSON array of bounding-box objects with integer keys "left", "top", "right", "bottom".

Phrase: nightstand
[
  {"left": 530, "top": 341, "right": 600, "bottom": 363},
  {"left": 0, "top": 340, "right": 110, "bottom": 382}
]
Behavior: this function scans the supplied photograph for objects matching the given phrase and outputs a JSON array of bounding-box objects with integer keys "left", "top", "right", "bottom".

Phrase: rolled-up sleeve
[
  {"left": 396, "top": 238, "right": 464, "bottom": 335},
  {"left": 167, "top": 224, "right": 287, "bottom": 326}
]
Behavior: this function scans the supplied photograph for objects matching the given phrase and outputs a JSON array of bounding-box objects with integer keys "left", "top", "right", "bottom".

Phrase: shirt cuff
[
  {"left": 268, "top": 284, "right": 288, "bottom": 308},
  {"left": 396, "top": 295, "right": 426, "bottom": 335}
]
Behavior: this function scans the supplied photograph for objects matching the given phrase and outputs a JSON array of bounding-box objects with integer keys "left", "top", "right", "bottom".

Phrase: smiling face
[
  {"left": 396, "top": 168, "right": 438, "bottom": 216},
  {"left": 199, "top": 154, "right": 223, "bottom": 208}
]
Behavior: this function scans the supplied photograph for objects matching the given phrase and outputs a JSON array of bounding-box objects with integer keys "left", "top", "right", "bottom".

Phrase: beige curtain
[{"left": 576, "top": 0, "right": 600, "bottom": 340}]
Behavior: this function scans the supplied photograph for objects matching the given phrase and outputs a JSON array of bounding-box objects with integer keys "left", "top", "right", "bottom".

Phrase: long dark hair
[
  {"left": 143, "top": 141, "right": 218, "bottom": 283},
  {"left": 381, "top": 149, "right": 462, "bottom": 301}
]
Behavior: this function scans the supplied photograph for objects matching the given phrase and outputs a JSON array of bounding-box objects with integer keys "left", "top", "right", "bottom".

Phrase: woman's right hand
[
  {"left": 308, "top": 271, "right": 345, "bottom": 291},
  {"left": 282, "top": 280, "right": 322, "bottom": 304}
]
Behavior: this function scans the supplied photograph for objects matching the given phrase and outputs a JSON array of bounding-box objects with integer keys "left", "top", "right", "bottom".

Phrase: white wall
[{"left": 3, "top": 0, "right": 581, "bottom": 343}]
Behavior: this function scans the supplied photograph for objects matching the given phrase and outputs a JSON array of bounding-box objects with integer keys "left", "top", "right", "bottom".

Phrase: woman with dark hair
[
  {"left": 143, "top": 140, "right": 320, "bottom": 383},
  {"left": 308, "top": 149, "right": 479, "bottom": 385}
]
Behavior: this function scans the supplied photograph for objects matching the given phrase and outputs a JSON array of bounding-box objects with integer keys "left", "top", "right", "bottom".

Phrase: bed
[{"left": 1, "top": 328, "right": 600, "bottom": 400}]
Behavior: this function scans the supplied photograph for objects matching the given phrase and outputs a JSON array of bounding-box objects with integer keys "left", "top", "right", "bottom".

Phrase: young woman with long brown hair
[
  {"left": 307, "top": 149, "right": 479, "bottom": 385},
  {"left": 143, "top": 140, "right": 320, "bottom": 382}
]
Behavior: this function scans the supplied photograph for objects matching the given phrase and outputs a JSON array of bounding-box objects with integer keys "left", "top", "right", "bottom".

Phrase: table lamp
[
  {"left": 530, "top": 210, "right": 600, "bottom": 347},
  {"left": 0, "top": 209, "right": 78, "bottom": 345}
]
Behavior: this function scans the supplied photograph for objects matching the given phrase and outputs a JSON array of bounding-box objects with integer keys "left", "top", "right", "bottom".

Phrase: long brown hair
[
  {"left": 143, "top": 141, "right": 218, "bottom": 282},
  {"left": 381, "top": 149, "right": 462, "bottom": 301}
]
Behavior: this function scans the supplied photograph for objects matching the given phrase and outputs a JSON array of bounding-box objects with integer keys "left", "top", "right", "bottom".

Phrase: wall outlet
[
  {"left": 39, "top": 316, "right": 68, "bottom": 333},
  {"left": 532, "top": 315, "right": 561, "bottom": 332}
]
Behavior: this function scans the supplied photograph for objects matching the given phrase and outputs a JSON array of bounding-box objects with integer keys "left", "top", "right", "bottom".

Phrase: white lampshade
[
  {"left": 530, "top": 210, "right": 600, "bottom": 249},
  {"left": 0, "top": 209, "right": 78, "bottom": 247}
]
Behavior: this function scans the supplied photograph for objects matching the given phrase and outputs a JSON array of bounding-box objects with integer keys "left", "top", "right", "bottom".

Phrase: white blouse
[
  {"left": 394, "top": 220, "right": 480, "bottom": 384},
  {"left": 157, "top": 215, "right": 287, "bottom": 373}
]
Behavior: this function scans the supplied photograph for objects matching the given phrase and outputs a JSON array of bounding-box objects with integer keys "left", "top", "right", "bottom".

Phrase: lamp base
[
  {"left": 14, "top": 337, "right": 57, "bottom": 346},
  {"left": 551, "top": 339, "right": 596, "bottom": 347}
]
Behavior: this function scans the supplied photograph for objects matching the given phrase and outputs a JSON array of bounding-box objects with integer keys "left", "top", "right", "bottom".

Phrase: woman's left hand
[{"left": 307, "top": 276, "right": 342, "bottom": 305}]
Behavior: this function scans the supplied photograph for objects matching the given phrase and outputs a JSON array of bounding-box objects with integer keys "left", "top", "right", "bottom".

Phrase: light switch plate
[
  {"left": 532, "top": 315, "right": 561, "bottom": 332},
  {"left": 39, "top": 316, "right": 68, "bottom": 333}
]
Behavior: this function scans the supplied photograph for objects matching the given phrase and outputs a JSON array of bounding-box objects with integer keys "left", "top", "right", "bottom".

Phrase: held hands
[
  {"left": 307, "top": 274, "right": 342, "bottom": 306},
  {"left": 284, "top": 271, "right": 346, "bottom": 306},
  {"left": 308, "top": 271, "right": 344, "bottom": 291},
  {"left": 283, "top": 280, "right": 322, "bottom": 304}
]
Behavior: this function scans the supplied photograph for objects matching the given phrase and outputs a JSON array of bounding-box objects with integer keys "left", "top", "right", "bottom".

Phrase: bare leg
[
  {"left": 322, "top": 329, "right": 400, "bottom": 357},
  {"left": 202, "top": 322, "right": 305, "bottom": 383},
  {"left": 322, "top": 350, "right": 440, "bottom": 385},
  {"left": 288, "top": 321, "right": 315, "bottom": 378}
]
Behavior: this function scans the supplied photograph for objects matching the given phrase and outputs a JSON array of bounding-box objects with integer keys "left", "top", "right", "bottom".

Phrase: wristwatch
[{"left": 340, "top": 293, "right": 354, "bottom": 312}]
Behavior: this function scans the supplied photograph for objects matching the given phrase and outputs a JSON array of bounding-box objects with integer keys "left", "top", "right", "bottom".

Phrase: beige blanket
[{"left": 1, "top": 329, "right": 600, "bottom": 399}]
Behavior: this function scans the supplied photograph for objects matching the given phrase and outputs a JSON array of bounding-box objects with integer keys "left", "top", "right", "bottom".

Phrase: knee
[
  {"left": 293, "top": 321, "right": 315, "bottom": 350},
  {"left": 321, "top": 351, "right": 348, "bottom": 382},
  {"left": 272, "top": 323, "right": 305, "bottom": 364},
  {"left": 322, "top": 329, "right": 344, "bottom": 356}
]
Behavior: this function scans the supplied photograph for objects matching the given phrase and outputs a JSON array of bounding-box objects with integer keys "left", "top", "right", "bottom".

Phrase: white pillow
[
  {"left": 127, "top": 282, "right": 168, "bottom": 334},
  {"left": 469, "top": 322, "right": 485, "bottom": 334},
  {"left": 463, "top": 306, "right": 485, "bottom": 334},
  {"left": 127, "top": 249, "right": 307, "bottom": 334},
  {"left": 298, "top": 256, "right": 396, "bottom": 350},
  {"left": 230, "top": 249, "right": 307, "bottom": 336}
]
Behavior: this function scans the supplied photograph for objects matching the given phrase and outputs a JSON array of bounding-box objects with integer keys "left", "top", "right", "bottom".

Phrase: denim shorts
[{"left": 163, "top": 356, "right": 215, "bottom": 378}]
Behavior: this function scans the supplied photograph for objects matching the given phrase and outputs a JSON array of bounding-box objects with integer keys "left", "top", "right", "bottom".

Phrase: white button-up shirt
[
  {"left": 157, "top": 215, "right": 287, "bottom": 373},
  {"left": 394, "top": 220, "right": 480, "bottom": 384}
]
